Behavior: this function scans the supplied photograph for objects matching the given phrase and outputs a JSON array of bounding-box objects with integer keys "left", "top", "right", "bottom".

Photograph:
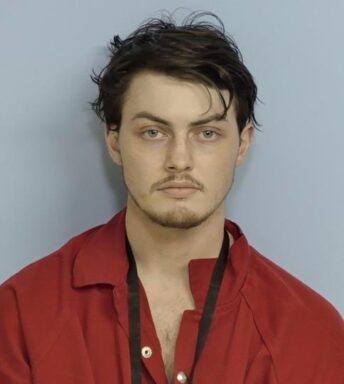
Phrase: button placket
[
  {"left": 139, "top": 281, "right": 168, "bottom": 383},
  {"left": 173, "top": 311, "right": 198, "bottom": 383}
]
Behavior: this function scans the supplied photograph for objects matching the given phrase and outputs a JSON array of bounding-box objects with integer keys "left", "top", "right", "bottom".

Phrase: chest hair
[{"left": 146, "top": 289, "right": 195, "bottom": 383}]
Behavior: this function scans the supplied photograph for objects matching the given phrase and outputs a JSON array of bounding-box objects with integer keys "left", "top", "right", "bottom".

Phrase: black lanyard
[{"left": 125, "top": 228, "right": 230, "bottom": 384}]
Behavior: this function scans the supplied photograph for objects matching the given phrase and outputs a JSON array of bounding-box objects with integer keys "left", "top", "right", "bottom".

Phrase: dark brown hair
[{"left": 90, "top": 10, "right": 260, "bottom": 134}]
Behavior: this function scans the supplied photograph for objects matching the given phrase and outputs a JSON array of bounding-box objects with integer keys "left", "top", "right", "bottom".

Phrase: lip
[
  {"left": 158, "top": 181, "right": 199, "bottom": 189},
  {"left": 160, "top": 187, "right": 198, "bottom": 198}
]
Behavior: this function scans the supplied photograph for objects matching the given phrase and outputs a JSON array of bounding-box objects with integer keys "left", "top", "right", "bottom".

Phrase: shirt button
[
  {"left": 176, "top": 371, "right": 188, "bottom": 383},
  {"left": 141, "top": 346, "right": 153, "bottom": 359}
]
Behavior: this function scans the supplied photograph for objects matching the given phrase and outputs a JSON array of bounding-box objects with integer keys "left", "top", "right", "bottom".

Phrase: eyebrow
[{"left": 131, "top": 111, "right": 228, "bottom": 127}]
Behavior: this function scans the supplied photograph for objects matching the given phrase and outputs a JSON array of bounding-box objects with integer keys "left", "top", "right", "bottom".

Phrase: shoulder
[
  {"left": 241, "top": 246, "right": 344, "bottom": 381},
  {"left": 0, "top": 224, "right": 104, "bottom": 363},
  {"left": 242, "top": 246, "right": 343, "bottom": 339},
  {"left": 0, "top": 224, "right": 103, "bottom": 294},
  {"left": 244, "top": 246, "right": 343, "bottom": 325}
]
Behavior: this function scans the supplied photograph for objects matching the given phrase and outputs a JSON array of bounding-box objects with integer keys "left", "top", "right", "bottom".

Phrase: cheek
[
  {"left": 206, "top": 152, "right": 236, "bottom": 179},
  {"left": 121, "top": 152, "right": 156, "bottom": 190},
  {"left": 206, "top": 157, "right": 236, "bottom": 196},
  {"left": 211, "top": 166, "right": 233, "bottom": 188}
]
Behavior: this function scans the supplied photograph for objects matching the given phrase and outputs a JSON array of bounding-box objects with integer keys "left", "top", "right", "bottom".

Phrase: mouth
[{"left": 159, "top": 187, "right": 199, "bottom": 198}]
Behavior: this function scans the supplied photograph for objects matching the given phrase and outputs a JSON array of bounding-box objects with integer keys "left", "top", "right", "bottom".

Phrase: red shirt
[{"left": 0, "top": 207, "right": 343, "bottom": 384}]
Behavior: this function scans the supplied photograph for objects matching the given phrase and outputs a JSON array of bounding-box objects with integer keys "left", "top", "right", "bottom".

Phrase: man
[{"left": 0, "top": 10, "right": 343, "bottom": 384}]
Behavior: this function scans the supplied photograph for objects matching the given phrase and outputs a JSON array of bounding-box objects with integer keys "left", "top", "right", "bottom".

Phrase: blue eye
[
  {"left": 142, "top": 129, "right": 162, "bottom": 138},
  {"left": 200, "top": 130, "right": 219, "bottom": 140},
  {"left": 141, "top": 128, "right": 219, "bottom": 140}
]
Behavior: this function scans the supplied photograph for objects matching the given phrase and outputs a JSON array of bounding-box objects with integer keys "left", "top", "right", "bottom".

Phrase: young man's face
[{"left": 105, "top": 70, "right": 253, "bottom": 229}]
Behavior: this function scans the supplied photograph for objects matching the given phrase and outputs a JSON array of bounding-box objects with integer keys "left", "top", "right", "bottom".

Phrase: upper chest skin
[
  {"left": 136, "top": 231, "right": 233, "bottom": 381},
  {"left": 139, "top": 272, "right": 196, "bottom": 383}
]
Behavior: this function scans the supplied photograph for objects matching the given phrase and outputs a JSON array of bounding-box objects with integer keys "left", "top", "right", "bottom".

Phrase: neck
[{"left": 124, "top": 199, "right": 233, "bottom": 278}]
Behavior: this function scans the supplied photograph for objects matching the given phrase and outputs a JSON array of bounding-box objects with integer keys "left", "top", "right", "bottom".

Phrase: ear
[
  {"left": 104, "top": 124, "right": 123, "bottom": 167},
  {"left": 235, "top": 122, "right": 254, "bottom": 167}
]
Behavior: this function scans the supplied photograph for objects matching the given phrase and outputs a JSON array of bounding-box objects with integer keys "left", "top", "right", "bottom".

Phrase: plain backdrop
[{"left": 1, "top": 1, "right": 343, "bottom": 314}]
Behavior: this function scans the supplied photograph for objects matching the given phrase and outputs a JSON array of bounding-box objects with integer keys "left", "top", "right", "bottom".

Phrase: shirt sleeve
[{"left": 0, "top": 284, "right": 32, "bottom": 383}]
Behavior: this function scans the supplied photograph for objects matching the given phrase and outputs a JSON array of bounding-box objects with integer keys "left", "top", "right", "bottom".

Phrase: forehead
[{"left": 121, "top": 70, "right": 234, "bottom": 120}]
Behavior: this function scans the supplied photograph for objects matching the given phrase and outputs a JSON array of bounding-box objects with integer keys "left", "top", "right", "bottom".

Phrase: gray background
[{"left": 1, "top": 1, "right": 343, "bottom": 314}]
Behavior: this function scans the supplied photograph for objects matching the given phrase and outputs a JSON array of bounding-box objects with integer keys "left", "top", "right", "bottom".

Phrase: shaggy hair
[{"left": 90, "top": 10, "right": 260, "bottom": 134}]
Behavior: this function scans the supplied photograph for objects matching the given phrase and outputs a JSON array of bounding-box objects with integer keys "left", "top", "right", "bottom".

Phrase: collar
[{"left": 73, "top": 206, "right": 251, "bottom": 307}]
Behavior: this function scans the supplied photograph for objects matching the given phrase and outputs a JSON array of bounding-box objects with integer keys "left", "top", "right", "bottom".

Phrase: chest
[
  {"left": 150, "top": 293, "right": 192, "bottom": 343},
  {"left": 143, "top": 285, "right": 195, "bottom": 382}
]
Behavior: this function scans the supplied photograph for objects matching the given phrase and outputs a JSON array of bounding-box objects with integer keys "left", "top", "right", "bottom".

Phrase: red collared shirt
[{"left": 0, "top": 207, "right": 343, "bottom": 383}]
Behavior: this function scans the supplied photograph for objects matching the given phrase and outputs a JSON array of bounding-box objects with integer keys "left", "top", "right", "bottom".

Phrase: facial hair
[{"left": 122, "top": 167, "right": 236, "bottom": 230}]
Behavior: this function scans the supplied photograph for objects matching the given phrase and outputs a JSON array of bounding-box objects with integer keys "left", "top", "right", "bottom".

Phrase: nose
[{"left": 164, "top": 136, "right": 193, "bottom": 172}]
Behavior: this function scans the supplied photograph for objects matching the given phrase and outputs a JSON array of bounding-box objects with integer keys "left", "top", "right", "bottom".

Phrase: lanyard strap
[{"left": 125, "top": 228, "right": 230, "bottom": 384}]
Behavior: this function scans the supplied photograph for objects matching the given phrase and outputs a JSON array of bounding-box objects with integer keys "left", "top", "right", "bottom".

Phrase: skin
[{"left": 104, "top": 69, "right": 254, "bottom": 380}]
